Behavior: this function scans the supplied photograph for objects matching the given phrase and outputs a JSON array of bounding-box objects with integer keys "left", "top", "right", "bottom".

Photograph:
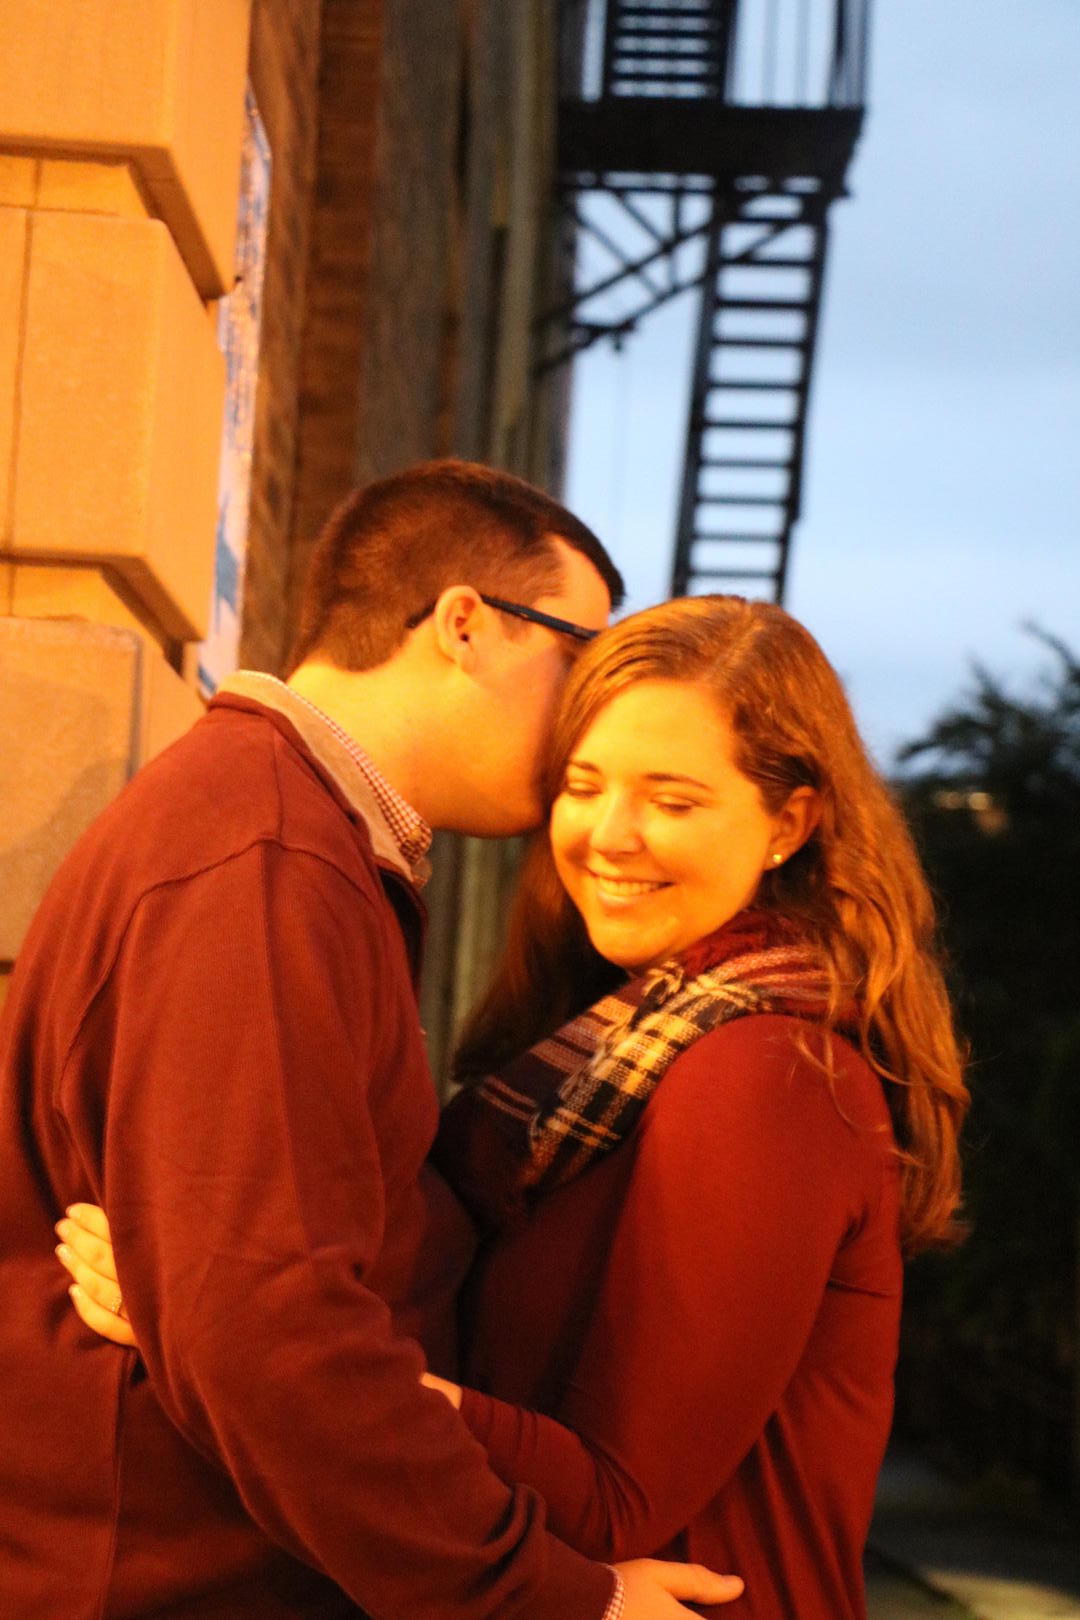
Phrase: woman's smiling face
[{"left": 550, "top": 679, "right": 785, "bottom": 972}]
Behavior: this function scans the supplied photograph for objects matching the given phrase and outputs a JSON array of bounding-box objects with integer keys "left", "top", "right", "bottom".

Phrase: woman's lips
[{"left": 585, "top": 870, "right": 670, "bottom": 904}]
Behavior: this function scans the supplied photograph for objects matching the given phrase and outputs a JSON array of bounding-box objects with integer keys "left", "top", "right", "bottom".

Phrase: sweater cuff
[
  {"left": 458, "top": 1385, "right": 502, "bottom": 1445},
  {"left": 459, "top": 1390, "right": 617, "bottom": 1619}
]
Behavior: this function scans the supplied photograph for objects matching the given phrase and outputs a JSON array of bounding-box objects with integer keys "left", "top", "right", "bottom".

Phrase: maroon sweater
[
  {"left": 456, "top": 1015, "right": 903, "bottom": 1620},
  {"left": 0, "top": 694, "right": 612, "bottom": 1620}
]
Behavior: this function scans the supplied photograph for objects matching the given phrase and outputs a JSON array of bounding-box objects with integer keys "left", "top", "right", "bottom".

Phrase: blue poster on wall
[{"left": 198, "top": 85, "right": 271, "bottom": 698}]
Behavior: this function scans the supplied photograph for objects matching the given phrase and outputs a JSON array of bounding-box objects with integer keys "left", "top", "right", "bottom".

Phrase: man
[{"left": 0, "top": 462, "right": 741, "bottom": 1617}]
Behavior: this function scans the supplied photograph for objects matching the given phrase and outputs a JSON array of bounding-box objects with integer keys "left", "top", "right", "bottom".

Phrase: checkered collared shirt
[
  {"left": 239, "top": 673, "right": 432, "bottom": 882},
  {"left": 604, "top": 1569, "right": 626, "bottom": 1619}
]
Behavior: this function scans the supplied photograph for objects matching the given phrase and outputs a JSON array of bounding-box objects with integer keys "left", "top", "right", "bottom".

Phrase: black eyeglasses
[
  {"left": 405, "top": 594, "right": 600, "bottom": 643},
  {"left": 479, "top": 595, "right": 600, "bottom": 642}
]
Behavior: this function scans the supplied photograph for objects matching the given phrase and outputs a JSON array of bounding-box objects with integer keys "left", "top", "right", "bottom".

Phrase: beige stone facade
[
  {"left": 0, "top": 2, "right": 252, "bottom": 986},
  {"left": 1, "top": 1, "right": 573, "bottom": 1073}
]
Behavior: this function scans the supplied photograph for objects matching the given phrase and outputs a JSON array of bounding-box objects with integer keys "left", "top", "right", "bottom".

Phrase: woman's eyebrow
[
  {"left": 644, "top": 772, "right": 713, "bottom": 790},
  {"left": 564, "top": 763, "right": 714, "bottom": 791}
]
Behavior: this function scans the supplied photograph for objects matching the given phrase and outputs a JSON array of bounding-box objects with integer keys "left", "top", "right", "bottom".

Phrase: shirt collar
[{"left": 215, "top": 672, "right": 432, "bottom": 888}]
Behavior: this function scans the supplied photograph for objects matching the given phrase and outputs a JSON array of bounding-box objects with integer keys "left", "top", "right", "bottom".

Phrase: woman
[{"left": 57, "top": 596, "right": 968, "bottom": 1618}]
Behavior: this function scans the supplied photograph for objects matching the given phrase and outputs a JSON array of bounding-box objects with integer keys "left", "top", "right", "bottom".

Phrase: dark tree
[{"left": 896, "top": 628, "right": 1080, "bottom": 1496}]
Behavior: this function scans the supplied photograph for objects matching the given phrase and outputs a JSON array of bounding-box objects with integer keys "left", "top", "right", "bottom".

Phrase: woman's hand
[
  {"left": 54, "top": 1204, "right": 137, "bottom": 1348},
  {"left": 420, "top": 1370, "right": 464, "bottom": 1409},
  {"left": 616, "top": 1559, "right": 744, "bottom": 1612}
]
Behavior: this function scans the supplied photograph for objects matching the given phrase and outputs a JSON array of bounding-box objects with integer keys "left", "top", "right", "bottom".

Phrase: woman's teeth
[{"left": 589, "top": 873, "right": 666, "bottom": 897}]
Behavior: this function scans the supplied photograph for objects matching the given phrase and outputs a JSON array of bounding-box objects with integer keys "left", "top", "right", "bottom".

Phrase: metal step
[
  {"left": 711, "top": 335, "right": 810, "bottom": 349},
  {"left": 692, "top": 532, "right": 786, "bottom": 543},
  {"left": 700, "top": 458, "right": 793, "bottom": 469},
  {"left": 718, "top": 255, "right": 815, "bottom": 270},
  {"left": 696, "top": 494, "right": 786, "bottom": 507},
  {"left": 685, "top": 567, "right": 784, "bottom": 581},
  {"left": 705, "top": 421, "right": 799, "bottom": 434},
  {"left": 713, "top": 296, "right": 811, "bottom": 311},
  {"left": 617, "top": 6, "right": 725, "bottom": 19},
  {"left": 705, "top": 378, "right": 800, "bottom": 391}
]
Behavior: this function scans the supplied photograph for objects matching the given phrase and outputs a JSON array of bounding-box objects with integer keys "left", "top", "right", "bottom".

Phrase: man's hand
[{"left": 616, "top": 1557, "right": 744, "bottom": 1613}]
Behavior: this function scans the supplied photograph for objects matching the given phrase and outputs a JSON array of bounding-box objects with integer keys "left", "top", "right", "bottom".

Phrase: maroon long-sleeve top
[
  {"left": 0, "top": 692, "right": 613, "bottom": 1620},
  {"left": 455, "top": 1014, "right": 904, "bottom": 1620}
]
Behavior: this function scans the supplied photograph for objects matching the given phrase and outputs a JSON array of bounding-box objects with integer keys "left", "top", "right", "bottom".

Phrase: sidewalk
[{"left": 866, "top": 1449, "right": 1080, "bottom": 1620}]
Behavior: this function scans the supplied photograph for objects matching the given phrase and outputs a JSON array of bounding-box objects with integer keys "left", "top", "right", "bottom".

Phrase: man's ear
[{"left": 431, "top": 586, "right": 483, "bottom": 671}]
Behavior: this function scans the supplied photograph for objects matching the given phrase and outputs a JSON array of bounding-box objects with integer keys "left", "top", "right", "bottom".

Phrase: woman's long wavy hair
[{"left": 455, "top": 595, "right": 969, "bottom": 1256}]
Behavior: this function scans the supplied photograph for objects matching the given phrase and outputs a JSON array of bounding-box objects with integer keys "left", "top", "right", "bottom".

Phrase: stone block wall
[{"left": 0, "top": 0, "right": 325, "bottom": 989}]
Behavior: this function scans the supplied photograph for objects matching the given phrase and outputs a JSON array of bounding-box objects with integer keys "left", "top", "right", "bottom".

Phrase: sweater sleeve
[
  {"left": 458, "top": 1015, "right": 880, "bottom": 1561},
  {"left": 72, "top": 843, "right": 613, "bottom": 1620}
]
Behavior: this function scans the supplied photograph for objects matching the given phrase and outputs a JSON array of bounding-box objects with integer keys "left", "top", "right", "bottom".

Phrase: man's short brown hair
[{"left": 289, "top": 460, "right": 625, "bottom": 672}]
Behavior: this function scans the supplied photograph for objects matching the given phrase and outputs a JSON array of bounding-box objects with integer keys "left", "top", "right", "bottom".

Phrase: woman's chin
[{"left": 585, "top": 922, "right": 673, "bottom": 975}]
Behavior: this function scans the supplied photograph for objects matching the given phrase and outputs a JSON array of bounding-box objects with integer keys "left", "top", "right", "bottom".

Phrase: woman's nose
[{"left": 589, "top": 796, "right": 643, "bottom": 857}]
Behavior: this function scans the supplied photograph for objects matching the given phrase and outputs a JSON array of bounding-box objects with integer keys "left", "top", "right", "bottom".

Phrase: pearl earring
[{"left": 770, "top": 852, "right": 783, "bottom": 866}]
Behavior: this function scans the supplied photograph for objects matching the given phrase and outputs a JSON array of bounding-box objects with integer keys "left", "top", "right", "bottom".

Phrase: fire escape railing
[
  {"left": 545, "top": 0, "right": 870, "bottom": 603},
  {"left": 560, "top": 0, "right": 869, "bottom": 110}
]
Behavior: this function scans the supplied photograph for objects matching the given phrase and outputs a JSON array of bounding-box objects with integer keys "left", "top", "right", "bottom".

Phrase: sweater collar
[{"left": 213, "top": 672, "right": 431, "bottom": 888}]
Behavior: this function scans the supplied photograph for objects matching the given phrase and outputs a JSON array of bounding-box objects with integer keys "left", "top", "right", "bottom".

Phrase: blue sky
[{"left": 565, "top": 0, "right": 1080, "bottom": 769}]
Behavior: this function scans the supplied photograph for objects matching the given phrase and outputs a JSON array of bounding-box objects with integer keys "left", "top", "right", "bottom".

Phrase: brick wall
[
  {"left": 366, "top": 0, "right": 568, "bottom": 490},
  {"left": 240, "top": 0, "right": 324, "bottom": 675},
  {"left": 354, "top": 0, "right": 463, "bottom": 483},
  {"left": 285, "top": 0, "right": 385, "bottom": 645},
  {"left": 285, "top": 0, "right": 468, "bottom": 642},
  {"left": 267, "top": 1, "right": 572, "bottom": 664}
]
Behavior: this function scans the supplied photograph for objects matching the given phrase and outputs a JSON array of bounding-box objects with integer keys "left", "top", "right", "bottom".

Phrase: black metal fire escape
[{"left": 544, "top": 0, "right": 870, "bottom": 602}]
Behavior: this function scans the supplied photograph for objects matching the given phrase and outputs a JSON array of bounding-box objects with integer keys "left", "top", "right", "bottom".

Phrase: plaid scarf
[{"left": 434, "top": 909, "right": 831, "bottom": 1232}]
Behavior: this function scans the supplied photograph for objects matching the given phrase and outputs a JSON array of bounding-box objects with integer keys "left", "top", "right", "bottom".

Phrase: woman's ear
[
  {"left": 768, "top": 786, "right": 820, "bottom": 868},
  {"left": 431, "top": 586, "right": 482, "bottom": 671}
]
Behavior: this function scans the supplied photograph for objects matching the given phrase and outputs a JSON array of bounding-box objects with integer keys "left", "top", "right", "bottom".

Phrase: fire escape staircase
[{"left": 545, "top": 0, "right": 870, "bottom": 602}]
